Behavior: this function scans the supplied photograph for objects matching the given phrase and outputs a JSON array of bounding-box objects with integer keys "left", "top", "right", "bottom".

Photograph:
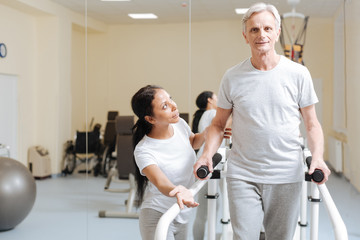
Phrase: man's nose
[{"left": 259, "top": 28, "right": 266, "bottom": 37}]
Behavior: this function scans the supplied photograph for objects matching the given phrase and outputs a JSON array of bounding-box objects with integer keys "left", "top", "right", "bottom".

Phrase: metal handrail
[
  {"left": 318, "top": 184, "right": 348, "bottom": 240},
  {"left": 303, "top": 148, "right": 348, "bottom": 240},
  {"left": 154, "top": 157, "right": 225, "bottom": 240}
]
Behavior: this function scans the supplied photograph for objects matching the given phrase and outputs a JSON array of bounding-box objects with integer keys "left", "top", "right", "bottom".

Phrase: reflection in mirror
[
  {"left": 1, "top": 0, "right": 193, "bottom": 239},
  {"left": 85, "top": 0, "right": 192, "bottom": 239},
  {"left": 0, "top": 0, "right": 90, "bottom": 239}
]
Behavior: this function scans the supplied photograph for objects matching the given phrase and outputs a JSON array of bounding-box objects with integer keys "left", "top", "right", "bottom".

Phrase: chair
[
  {"left": 115, "top": 115, "right": 136, "bottom": 179},
  {"left": 99, "top": 111, "right": 119, "bottom": 177},
  {"left": 99, "top": 115, "right": 139, "bottom": 218},
  {"left": 180, "top": 112, "right": 189, "bottom": 124},
  {"left": 62, "top": 126, "right": 102, "bottom": 175}
]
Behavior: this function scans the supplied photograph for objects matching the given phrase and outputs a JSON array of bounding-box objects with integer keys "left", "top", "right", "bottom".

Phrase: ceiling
[{"left": 49, "top": 0, "right": 343, "bottom": 24}]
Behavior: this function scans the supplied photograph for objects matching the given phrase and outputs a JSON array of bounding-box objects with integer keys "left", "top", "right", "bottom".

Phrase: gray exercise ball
[{"left": 0, "top": 157, "right": 37, "bottom": 231}]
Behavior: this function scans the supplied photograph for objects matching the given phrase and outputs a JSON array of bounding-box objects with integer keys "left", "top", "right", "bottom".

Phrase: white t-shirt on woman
[
  {"left": 197, "top": 109, "right": 217, "bottom": 158},
  {"left": 134, "top": 118, "right": 196, "bottom": 223}
]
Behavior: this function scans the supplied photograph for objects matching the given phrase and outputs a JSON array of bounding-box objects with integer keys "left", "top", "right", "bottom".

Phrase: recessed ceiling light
[
  {"left": 235, "top": 8, "right": 249, "bottom": 15},
  {"left": 128, "top": 13, "right": 158, "bottom": 19},
  {"left": 101, "top": 0, "right": 131, "bottom": 2}
]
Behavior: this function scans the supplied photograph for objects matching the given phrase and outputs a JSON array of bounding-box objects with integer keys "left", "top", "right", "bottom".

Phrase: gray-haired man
[{"left": 194, "top": 2, "right": 331, "bottom": 239}]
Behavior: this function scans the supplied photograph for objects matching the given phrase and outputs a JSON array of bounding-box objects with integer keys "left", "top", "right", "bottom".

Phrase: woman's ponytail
[
  {"left": 131, "top": 85, "right": 162, "bottom": 203},
  {"left": 192, "top": 91, "right": 214, "bottom": 133}
]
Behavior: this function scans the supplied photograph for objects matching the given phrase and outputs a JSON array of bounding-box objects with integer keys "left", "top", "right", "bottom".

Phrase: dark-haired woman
[
  {"left": 191, "top": 91, "right": 232, "bottom": 239},
  {"left": 191, "top": 91, "right": 217, "bottom": 134},
  {"left": 131, "top": 85, "right": 207, "bottom": 240},
  {"left": 192, "top": 91, "right": 219, "bottom": 240}
]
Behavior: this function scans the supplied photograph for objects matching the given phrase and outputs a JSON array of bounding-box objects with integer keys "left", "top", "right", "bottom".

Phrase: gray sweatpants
[
  {"left": 227, "top": 178, "right": 302, "bottom": 240},
  {"left": 139, "top": 208, "right": 188, "bottom": 240}
]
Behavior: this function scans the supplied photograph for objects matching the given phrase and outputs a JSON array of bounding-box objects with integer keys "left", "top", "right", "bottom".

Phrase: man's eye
[{"left": 163, "top": 104, "right": 168, "bottom": 109}]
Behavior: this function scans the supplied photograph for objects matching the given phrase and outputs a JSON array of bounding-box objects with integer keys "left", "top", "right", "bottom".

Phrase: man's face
[{"left": 243, "top": 11, "right": 280, "bottom": 54}]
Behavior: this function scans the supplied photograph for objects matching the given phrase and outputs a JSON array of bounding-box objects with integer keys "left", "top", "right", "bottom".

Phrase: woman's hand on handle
[{"left": 169, "top": 185, "right": 199, "bottom": 210}]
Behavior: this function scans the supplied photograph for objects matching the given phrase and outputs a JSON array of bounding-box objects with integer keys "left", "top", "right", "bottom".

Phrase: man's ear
[
  {"left": 145, "top": 115, "right": 155, "bottom": 125},
  {"left": 243, "top": 31, "right": 249, "bottom": 44},
  {"left": 275, "top": 27, "right": 281, "bottom": 42}
]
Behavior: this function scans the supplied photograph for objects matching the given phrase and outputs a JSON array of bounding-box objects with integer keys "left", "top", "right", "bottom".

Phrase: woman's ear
[
  {"left": 207, "top": 97, "right": 216, "bottom": 109},
  {"left": 145, "top": 115, "right": 155, "bottom": 125}
]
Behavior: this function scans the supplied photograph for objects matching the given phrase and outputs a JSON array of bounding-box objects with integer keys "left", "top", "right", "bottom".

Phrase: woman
[
  {"left": 191, "top": 91, "right": 217, "bottom": 134},
  {"left": 131, "top": 85, "right": 206, "bottom": 240},
  {"left": 191, "top": 91, "right": 220, "bottom": 240}
]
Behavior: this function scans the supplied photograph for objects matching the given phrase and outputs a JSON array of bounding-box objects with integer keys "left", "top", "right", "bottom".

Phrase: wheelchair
[{"left": 62, "top": 125, "right": 102, "bottom": 176}]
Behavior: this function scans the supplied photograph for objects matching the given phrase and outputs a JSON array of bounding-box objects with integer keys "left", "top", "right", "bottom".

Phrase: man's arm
[
  {"left": 300, "top": 104, "right": 331, "bottom": 184},
  {"left": 193, "top": 107, "right": 232, "bottom": 179}
]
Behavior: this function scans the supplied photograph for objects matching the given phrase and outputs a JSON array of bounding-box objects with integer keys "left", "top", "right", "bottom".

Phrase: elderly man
[{"left": 193, "top": 2, "right": 331, "bottom": 240}]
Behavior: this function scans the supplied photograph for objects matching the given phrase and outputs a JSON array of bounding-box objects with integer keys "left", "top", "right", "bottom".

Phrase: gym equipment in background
[
  {"left": 179, "top": 112, "right": 189, "bottom": 124},
  {"left": 99, "top": 111, "right": 119, "bottom": 177},
  {"left": 98, "top": 115, "right": 139, "bottom": 218},
  {"left": 0, "top": 157, "right": 36, "bottom": 231},
  {"left": 280, "top": 0, "right": 309, "bottom": 65},
  {"left": 28, "top": 146, "right": 51, "bottom": 179}
]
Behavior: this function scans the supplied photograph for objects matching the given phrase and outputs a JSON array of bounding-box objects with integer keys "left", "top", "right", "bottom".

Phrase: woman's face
[{"left": 148, "top": 89, "right": 179, "bottom": 125}]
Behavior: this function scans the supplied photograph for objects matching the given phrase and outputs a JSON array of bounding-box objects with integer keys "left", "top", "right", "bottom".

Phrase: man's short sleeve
[
  {"left": 298, "top": 67, "right": 319, "bottom": 108},
  {"left": 217, "top": 72, "right": 233, "bottom": 110}
]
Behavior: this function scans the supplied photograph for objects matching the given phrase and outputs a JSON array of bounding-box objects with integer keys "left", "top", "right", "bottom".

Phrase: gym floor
[{"left": 0, "top": 168, "right": 359, "bottom": 240}]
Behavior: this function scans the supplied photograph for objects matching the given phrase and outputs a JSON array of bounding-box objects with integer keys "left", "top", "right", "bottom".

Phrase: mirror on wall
[
  {"left": 83, "top": 1, "right": 192, "bottom": 239},
  {"left": 85, "top": 1, "right": 192, "bottom": 123},
  {"left": 0, "top": 0, "right": 193, "bottom": 239},
  {"left": 0, "top": 0, "right": 90, "bottom": 238}
]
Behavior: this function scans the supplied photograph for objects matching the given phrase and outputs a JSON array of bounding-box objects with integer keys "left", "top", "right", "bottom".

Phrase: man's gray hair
[{"left": 242, "top": 2, "right": 281, "bottom": 33}]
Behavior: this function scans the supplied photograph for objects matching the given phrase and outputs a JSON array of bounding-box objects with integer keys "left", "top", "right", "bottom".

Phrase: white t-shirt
[
  {"left": 134, "top": 118, "right": 196, "bottom": 223},
  {"left": 217, "top": 56, "right": 318, "bottom": 184}
]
